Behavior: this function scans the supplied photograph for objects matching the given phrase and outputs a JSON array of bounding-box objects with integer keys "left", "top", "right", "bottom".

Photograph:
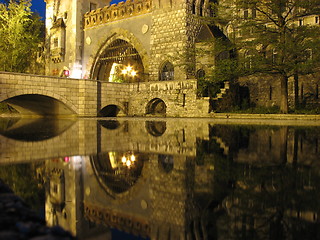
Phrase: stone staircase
[
  {"left": 213, "top": 136, "right": 229, "bottom": 155},
  {"left": 210, "top": 81, "right": 236, "bottom": 112},
  {"left": 212, "top": 81, "right": 230, "bottom": 101}
]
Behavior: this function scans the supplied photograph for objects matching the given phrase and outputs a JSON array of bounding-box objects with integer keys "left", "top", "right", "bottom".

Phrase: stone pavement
[{"left": 0, "top": 179, "right": 75, "bottom": 240}]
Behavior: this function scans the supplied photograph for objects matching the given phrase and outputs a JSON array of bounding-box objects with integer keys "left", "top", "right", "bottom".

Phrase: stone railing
[{"left": 84, "top": 0, "right": 152, "bottom": 29}]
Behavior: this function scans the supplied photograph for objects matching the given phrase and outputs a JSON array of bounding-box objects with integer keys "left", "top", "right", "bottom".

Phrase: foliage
[
  {"left": 0, "top": 163, "right": 45, "bottom": 210},
  {"left": 207, "top": 0, "right": 320, "bottom": 113},
  {"left": 0, "top": 0, "right": 43, "bottom": 73}
]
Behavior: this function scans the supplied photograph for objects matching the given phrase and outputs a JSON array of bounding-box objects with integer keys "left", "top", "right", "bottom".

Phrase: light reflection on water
[{"left": 0, "top": 118, "right": 320, "bottom": 240}]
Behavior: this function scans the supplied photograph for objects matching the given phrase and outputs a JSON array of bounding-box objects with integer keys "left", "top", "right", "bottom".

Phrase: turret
[{"left": 44, "top": 0, "right": 110, "bottom": 78}]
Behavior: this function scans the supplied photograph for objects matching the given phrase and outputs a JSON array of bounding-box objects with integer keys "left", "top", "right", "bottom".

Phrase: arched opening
[
  {"left": 158, "top": 154, "right": 174, "bottom": 173},
  {"left": 145, "top": 121, "right": 166, "bottom": 136},
  {"left": 91, "top": 152, "right": 147, "bottom": 195},
  {"left": 146, "top": 98, "right": 166, "bottom": 115},
  {"left": 98, "top": 120, "right": 121, "bottom": 130},
  {"left": 0, "top": 118, "right": 76, "bottom": 141},
  {"left": 159, "top": 61, "right": 174, "bottom": 81},
  {"left": 92, "top": 39, "right": 145, "bottom": 83},
  {"left": 98, "top": 105, "right": 121, "bottom": 117},
  {"left": 2, "top": 94, "right": 75, "bottom": 116}
]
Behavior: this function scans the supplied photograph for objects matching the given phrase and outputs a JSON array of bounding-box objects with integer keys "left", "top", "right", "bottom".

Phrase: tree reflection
[
  {"left": 0, "top": 163, "right": 45, "bottom": 210},
  {"left": 194, "top": 125, "right": 320, "bottom": 239}
]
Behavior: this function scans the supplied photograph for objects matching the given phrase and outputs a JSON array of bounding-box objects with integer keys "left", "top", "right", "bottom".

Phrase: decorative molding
[{"left": 84, "top": 0, "right": 152, "bottom": 29}]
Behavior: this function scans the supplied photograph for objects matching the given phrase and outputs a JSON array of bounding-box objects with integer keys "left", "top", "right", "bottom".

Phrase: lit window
[
  {"left": 160, "top": 62, "right": 174, "bottom": 81},
  {"left": 53, "top": 38, "right": 58, "bottom": 48}
]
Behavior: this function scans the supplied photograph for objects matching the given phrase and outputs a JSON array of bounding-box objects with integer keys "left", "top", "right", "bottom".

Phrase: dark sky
[{"left": 1, "top": 0, "right": 123, "bottom": 19}]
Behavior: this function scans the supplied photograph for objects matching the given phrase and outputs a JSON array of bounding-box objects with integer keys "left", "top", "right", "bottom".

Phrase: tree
[
  {"left": 0, "top": 0, "right": 43, "bottom": 73},
  {"left": 210, "top": 0, "right": 320, "bottom": 113}
]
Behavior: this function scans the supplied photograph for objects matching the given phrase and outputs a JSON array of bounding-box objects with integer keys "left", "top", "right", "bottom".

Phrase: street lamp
[
  {"left": 122, "top": 65, "right": 137, "bottom": 77},
  {"left": 121, "top": 152, "right": 136, "bottom": 168}
]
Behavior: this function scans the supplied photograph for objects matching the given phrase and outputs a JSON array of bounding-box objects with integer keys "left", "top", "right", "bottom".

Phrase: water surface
[{"left": 1, "top": 117, "right": 320, "bottom": 240}]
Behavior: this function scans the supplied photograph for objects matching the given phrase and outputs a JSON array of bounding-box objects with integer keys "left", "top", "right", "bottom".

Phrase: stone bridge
[{"left": 0, "top": 72, "right": 208, "bottom": 117}]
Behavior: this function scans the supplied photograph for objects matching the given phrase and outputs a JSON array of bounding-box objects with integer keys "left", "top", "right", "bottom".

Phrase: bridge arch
[
  {"left": 1, "top": 89, "right": 78, "bottom": 115},
  {"left": 99, "top": 104, "right": 121, "bottom": 117},
  {"left": 89, "top": 28, "right": 149, "bottom": 82},
  {"left": 99, "top": 101, "right": 127, "bottom": 117}
]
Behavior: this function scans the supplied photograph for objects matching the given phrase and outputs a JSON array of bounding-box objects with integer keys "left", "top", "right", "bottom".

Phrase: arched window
[
  {"left": 196, "top": 69, "right": 205, "bottom": 80},
  {"left": 200, "top": 0, "right": 205, "bottom": 16},
  {"left": 244, "top": 50, "right": 254, "bottom": 69},
  {"left": 159, "top": 61, "right": 174, "bottom": 81},
  {"left": 192, "top": 0, "right": 196, "bottom": 14}
]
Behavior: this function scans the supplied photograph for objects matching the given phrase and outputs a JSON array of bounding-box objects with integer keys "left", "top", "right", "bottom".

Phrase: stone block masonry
[{"left": 0, "top": 72, "right": 210, "bottom": 117}]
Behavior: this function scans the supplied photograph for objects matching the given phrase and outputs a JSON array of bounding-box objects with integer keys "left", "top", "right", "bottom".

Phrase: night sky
[
  {"left": 0, "top": 0, "right": 124, "bottom": 19},
  {"left": 32, "top": 0, "right": 123, "bottom": 18}
]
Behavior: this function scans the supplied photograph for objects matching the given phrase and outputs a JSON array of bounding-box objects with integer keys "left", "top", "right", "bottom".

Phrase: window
[
  {"left": 251, "top": 8, "right": 256, "bottom": 18},
  {"left": 272, "top": 49, "right": 278, "bottom": 64},
  {"left": 316, "top": 16, "right": 319, "bottom": 24},
  {"left": 244, "top": 50, "right": 254, "bottom": 69},
  {"left": 269, "top": 86, "right": 272, "bottom": 100},
  {"left": 244, "top": 9, "right": 249, "bottom": 19},
  {"left": 196, "top": 69, "right": 205, "bottom": 80},
  {"left": 299, "top": 19, "right": 304, "bottom": 26},
  {"left": 160, "top": 62, "right": 174, "bottom": 81},
  {"left": 192, "top": 0, "right": 196, "bottom": 14},
  {"left": 90, "top": 2, "right": 97, "bottom": 11},
  {"left": 53, "top": 38, "right": 58, "bottom": 48}
]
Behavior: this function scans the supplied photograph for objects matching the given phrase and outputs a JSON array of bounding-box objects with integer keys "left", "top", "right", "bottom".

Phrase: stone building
[
  {"left": 43, "top": 0, "right": 234, "bottom": 117},
  {"left": 44, "top": 0, "right": 320, "bottom": 116}
]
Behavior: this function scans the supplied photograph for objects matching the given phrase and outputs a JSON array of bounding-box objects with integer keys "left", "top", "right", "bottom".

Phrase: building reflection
[{"left": 39, "top": 120, "right": 320, "bottom": 239}]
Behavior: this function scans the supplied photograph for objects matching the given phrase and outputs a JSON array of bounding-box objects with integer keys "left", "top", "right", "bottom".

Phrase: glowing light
[
  {"left": 121, "top": 156, "right": 127, "bottom": 163},
  {"left": 130, "top": 154, "right": 136, "bottom": 162},
  {"left": 126, "top": 160, "right": 131, "bottom": 167},
  {"left": 70, "top": 69, "right": 82, "bottom": 79},
  {"left": 131, "top": 70, "right": 137, "bottom": 77},
  {"left": 126, "top": 66, "right": 132, "bottom": 72},
  {"left": 63, "top": 70, "right": 70, "bottom": 77},
  {"left": 121, "top": 69, "right": 128, "bottom": 75}
]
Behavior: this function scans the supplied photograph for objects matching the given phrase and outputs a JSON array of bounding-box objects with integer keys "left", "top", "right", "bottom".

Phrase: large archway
[
  {"left": 1, "top": 94, "right": 76, "bottom": 116},
  {"left": 90, "top": 152, "right": 148, "bottom": 197},
  {"left": 92, "top": 39, "right": 145, "bottom": 83}
]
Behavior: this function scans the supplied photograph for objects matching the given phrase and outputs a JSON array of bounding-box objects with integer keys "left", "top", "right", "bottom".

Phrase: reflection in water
[
  {"left": 0, "top": 118, "right": 76, "bottom": 141},
  {"left": 145, "top": 121, "right": 166, "bottom": 136},
  {"left": 98, "top": 120, "right": 121, "bottom": 130},
  {"left": 0, "top": 119, "right": 320, "bottom": 239},
  {"left": 91, "top": 152, "right": 146, "bottom": 195}
]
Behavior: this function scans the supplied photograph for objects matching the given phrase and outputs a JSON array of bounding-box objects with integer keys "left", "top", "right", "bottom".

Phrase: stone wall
[{"left": 238, "top": 74, "right": 320, "bottom": 110}]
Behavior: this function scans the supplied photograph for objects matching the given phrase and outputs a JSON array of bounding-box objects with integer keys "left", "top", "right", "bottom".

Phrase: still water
[{"left": 0, "top": 117, "right": 320, "bottom": 240}]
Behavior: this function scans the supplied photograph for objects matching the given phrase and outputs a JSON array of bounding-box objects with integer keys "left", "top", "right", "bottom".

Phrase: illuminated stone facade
[
  {"left": 43, "top": 0, "right": 225, "bottom": 116},
  {"left": 43, "top": 0, "right": 320, "bottom": 115}
]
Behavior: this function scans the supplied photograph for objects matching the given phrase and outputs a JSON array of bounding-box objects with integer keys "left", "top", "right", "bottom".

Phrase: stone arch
[
  {"left": 0, "top": 89, "right": 78, "bottom": 114},
  {"left": 89, "top": 28, "right": 149, "bottom": 81},
  {"left": 98, "top": 104, "right": 122, "bottom": 117},
  {"left": 90, "top": 152, "right": 151, "bottom": 200},
  {"left": 99, "top": 101, "right": 127, "bottom": 116},
  {"left": 146, "top": 98, "right": 167, "bottom": 115}
]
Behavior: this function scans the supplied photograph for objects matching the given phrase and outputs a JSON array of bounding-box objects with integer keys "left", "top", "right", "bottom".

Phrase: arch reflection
[{"left": 91, "top": 152, "right": 146, "bottom": 195}]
